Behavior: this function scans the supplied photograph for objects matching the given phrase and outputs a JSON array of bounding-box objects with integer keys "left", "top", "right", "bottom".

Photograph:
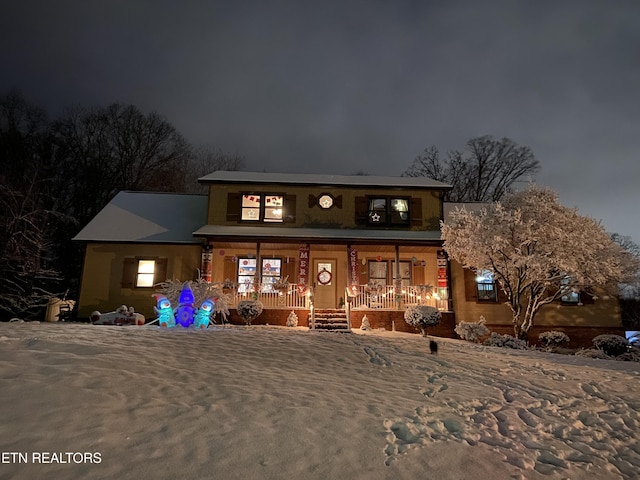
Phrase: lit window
[
  {"left": 318, "top": 194, "right": 334, "bottom": 209},
  {"left": 391, "top": 198, "right": 409, "bottom": 224},
  {"left": 136, "top": 260, "right": 156, "bottom": 287},
  {"left": 241, "top": 194, "right": 284, "bottom": 222},
  {"left": 261, "top": 258, "right": 282, "bottom": 292},
  {"left": 263, "top": 195, "right": 284, "bottom": 222},
  {"left": 476, "top": 270, "right": 497, "bottom": 301},
  {"left": 392, "top": 261, "right": 412, "bottom": 288},
  {"left": 368, "top": 197, "right": 410, "bottom": 225},
  {"left": 368, "top": 198, "right": 387, "bottom": 224},
  {"left": 237, "top": 258, "right": 257, "bottom": 292},
  {"left": 241, "top": 195, "right": 261, "bottom": 220},
  {"left": 368, "top": 260, "right": 388, "bottom": 286}
]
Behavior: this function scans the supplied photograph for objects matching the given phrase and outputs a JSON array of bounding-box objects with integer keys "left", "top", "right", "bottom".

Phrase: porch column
[
  {"left": 256, "top": 242, "right": 261, "bottom": 288},
  {"left": 395, "top": 245, "right": 401, "bottom": 309}
]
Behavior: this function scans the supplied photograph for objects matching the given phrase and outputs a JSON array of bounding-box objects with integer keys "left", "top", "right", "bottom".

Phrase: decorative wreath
[{"left": 317, "top": 268, "right": 333, "bottom": 285}]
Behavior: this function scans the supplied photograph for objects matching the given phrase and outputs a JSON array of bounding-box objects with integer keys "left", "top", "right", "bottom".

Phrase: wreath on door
[{"left": 317, "top": 268, "right": 332, "bottom": 285}]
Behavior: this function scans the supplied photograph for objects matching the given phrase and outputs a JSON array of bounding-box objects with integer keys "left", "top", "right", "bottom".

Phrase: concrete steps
[{"left": 311, "top": 309, "right": 351, "bottom": 332}]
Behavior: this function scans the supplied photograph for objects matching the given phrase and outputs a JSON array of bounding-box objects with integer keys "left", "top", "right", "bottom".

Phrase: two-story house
[{"left": 73, "top": 171, "right": 624, "bottom": 345}]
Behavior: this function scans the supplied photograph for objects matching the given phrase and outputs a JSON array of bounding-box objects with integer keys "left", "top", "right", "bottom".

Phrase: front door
[{"left": 313, "top": 259, "right": 337, "bottom": 309}]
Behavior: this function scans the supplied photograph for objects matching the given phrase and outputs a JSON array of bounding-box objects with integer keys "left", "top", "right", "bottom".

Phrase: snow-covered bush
[
  {"left": 614, "top": 350, "right": 640, "bottom": 362},
  {"left": 455, "top": 316, "right": 490, "bottom": 342},
  {"left": 483, "top": 332, "right": 529, "bottom": 350},
  {"left": 575, "top": 348, "right": 610, "bottom": 359},
  {"left": 237, "top": 300, "right": 264, "bottom": 326},
  {"left": 538, "top": 330, "right": 570, "bottom": 349},
  {"left": 360, "top": 314, "right": 371, "bottom": 331},
  {"left": 286, "top": 310, "right": 298, "bottom": 327},
  {"left": 404, "top": 305, "right": 441, "bottom": 336},
  {"left": 592, "top": 334, "right": 629, "bottom": 356}
]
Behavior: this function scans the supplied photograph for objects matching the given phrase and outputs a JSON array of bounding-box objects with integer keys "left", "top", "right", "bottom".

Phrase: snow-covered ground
[{"left": 1, "top": 322, "right": 638, "bottom": 480}]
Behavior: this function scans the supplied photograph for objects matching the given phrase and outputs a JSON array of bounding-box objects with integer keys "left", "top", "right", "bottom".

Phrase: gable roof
[
  {"left": 72, "top": 191, "right": 208, "bottom": 243},
  {"left": 199, "top": 170, "right": 452, "bottom": 189}
]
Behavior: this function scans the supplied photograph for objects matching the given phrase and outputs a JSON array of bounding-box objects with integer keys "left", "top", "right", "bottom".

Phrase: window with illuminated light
[
  {"left": 136, "top": 260, "right": 156, "bottom": 287},
  {"left": 241, "top": 194, "right": 284, "bottom": 222},
  {"left": 392, "top": 261, "right": 412, "bottom": 288},
  {"left": 121, "top": 257, "right": 167, "bottom": 289},
  {"left": 261, "top": 258, "right": 283, "bottom": 292},
  {"left": 368, "top": 197, "right": 410, "bottom": 225},
  {"left": 475, "top": 270, "right": 497, "bottom": 301},
  {"left": 237, "top": 257, "right": 283, "bottom": 293}
]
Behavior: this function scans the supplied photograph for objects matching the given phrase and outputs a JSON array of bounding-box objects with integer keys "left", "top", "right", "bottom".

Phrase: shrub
[
  {"left": 592, "top": 334, "right": 629, "bottom": 356},
  {"left": 404, "top": 305, "right": 441, "bottom": 336},
  {"left": 483, "top": 332, "right": 529, "bottom": 350},
  {"left": 360, "top": 314, "right": 371, "bottom": 331},
  {"left": 455, "top": 316, "right": 490, "bottom": 342},
  {"left": 286, "top": 310, "right": 298, "bottom": 327},
  {"left": 237, "top": 300, "right": 264, "bottom": 325},
  {"left": 538, "top": 330, "right": 570, "bottom": 349},
  {"left": 575, "top": 348, "right": 611, "bottom": 360}
]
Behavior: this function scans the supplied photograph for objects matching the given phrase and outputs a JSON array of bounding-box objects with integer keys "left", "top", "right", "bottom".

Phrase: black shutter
[
  {"left": 410, "top": 197, "right": 423, "bottom": 226},
  {"left": 580, "top": 290, "right": 595, "bottom": 304},
  {"left": 226, "top": 193, "right": 241, "bottom": 222},
  {"left": 121, "top": 258, "right": 136, "bottom": 288},
  {"left": 284, "top": 194, "right": 296, "bottom": 223},
  {"left": 355, "top": 196, "right": 368, "bottom": 224},
  {"left": 464, "top": 268, "right": 478, "bottom": 302},
  {"left": 155, "top": 258, "right": 168, "bottom": 284}
]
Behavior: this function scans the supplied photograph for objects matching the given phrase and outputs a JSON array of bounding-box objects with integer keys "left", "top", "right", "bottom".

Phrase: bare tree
[
  {"left": 0, "top": 90, "right": 74, "bottom": 319},
  {"left": 612, "top": 233, "right": 640, "bottom": 328},
  {"left": 185, "top": 146, "right": 245, "bottom": 193},
  {"left": 403, "top": 136, "right": 540, "bottom": 202},
  {"left": 51, "top": 103, "right": 192, "bottom": 225}
]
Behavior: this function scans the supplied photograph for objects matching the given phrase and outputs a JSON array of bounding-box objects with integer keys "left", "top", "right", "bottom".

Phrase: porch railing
[
  {"left": 224, "top": 283, "right": 448, "bottom": 312},
  {"left": 346, "top": 284, "right": 449, "bottom": 311},
  {"left": 227, "top": 285, "right": 311, "bottom": 309}
]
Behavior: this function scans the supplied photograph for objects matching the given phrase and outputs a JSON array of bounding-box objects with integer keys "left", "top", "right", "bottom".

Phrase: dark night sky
[{"left": 2, "top": 0, "right": 639, "bottom": 243}]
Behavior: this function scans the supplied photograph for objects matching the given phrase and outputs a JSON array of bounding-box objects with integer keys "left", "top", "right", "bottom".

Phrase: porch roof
[{"left": 193, "top": 224, "right": 442, "bottom": 246}]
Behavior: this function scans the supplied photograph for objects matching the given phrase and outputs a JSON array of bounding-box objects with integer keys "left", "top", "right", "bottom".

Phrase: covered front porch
[{"left": 197, "top": 236, "right": 453, "bottom": 331}]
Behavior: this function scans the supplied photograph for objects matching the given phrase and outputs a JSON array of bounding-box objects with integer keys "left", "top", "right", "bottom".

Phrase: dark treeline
[{"left": 0, "top": 88, "right": 243, "bottom": 321}]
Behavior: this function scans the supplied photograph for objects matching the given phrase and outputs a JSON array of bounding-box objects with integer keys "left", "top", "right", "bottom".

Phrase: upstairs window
[
  {"left": 228, "top": 193, "right": 294, "bottom": 223},
  {"left": 368, "top": 196, "right": 410, "bottom": 226},
  {"left": 369, "top": 198, "right": 387, "bottom": 224},
  {"left": 476, "top": 270, "right": 497, "bottom": 301},
  {"left": 390, "top": 198, "right": 409, "bottom": 224},
  {"left": 263, "top": 195, "right": 284, "bottom": 222},
  {"left": 241, "top": 194, "right": 284, "bottom": 222},
  {"left": 241, "top": 195, "right": 261, "bottom": 221}
]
